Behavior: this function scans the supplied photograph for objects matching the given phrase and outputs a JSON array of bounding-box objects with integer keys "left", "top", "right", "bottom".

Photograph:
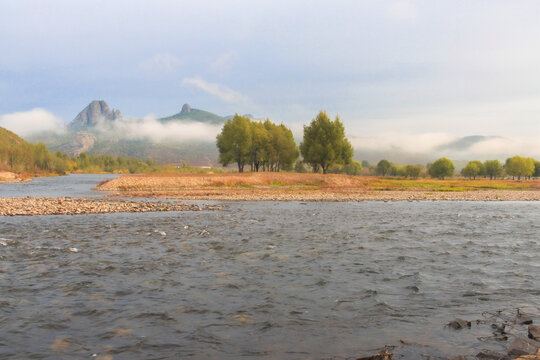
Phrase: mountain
[
  {"left": 32, "top": 101, "right": 226, "bottom": 165},
  {"left": 69, "top": 100, "right": 122, "bottom": 130},
  {"left": 159, "top": 104, "right": 227, "bottom": 125}
]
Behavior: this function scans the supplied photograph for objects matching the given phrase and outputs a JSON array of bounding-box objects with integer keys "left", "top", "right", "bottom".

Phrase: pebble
[{"left": 0, "top": 197, "right": 222, "bottom": 216}]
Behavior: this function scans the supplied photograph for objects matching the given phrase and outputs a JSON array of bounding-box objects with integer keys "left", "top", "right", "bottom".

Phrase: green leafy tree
[
  {"left": 505, "top": 155, "right": 534, "bottom": 180},
  {"left": 428, "top": 157, "right": 455, "bottom": 179},
  {"left": 249, "top": 121, "right": 269, "bottom": 172},
  {"left": 216, "top": 114, "right": 252, "bottom": 172},
  {"left": 461, "top": 160, "right": 485, "bottom": 179},
  {"left": 270, "top": 123, "right": 299, "bottom": 171},
  {"left": 484, "top": 160, "right": 503, "bottom": 180},
  {"left": 376, "top": 159, "right": 392, "bottom": 176},
  {"left": 342, "top": 160, "right": 362, "bottom": 175},
  {"left": 402, "top": 164, "right": 422, "bottom": 178},
  {"left": 534, "top": 160, "right": 540, "bottom": 178},
  {"left": 300, "top": 111, "right": 353, "bottom": 174}
]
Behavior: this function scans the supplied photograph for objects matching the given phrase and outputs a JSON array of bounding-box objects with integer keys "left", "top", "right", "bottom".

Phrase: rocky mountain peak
[
  {"left": 70, "top": 100, "right": 122, "bottom": 129},
  {"left": 181, "top": 104, "right": 192, "bottom": 114}
]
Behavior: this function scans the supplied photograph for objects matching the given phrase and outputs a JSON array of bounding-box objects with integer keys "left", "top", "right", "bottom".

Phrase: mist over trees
[{"left": 300, "top": 111, "right": 353, "bottom": 174}]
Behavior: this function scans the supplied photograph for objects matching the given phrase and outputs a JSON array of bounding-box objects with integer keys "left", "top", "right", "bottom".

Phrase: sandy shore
[
  {"left": 97, "top": 174, "right": 540, "bottom": 201},
  {"left": 0, "top": 197, "right": 221, "bottom": 216},
  {"left": 0, "top": 171, "right": 30, "bottom": 183}
]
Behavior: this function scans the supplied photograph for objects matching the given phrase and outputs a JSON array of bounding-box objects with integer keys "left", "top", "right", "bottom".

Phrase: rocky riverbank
[
  {"left": 0, "top": 197, "right": 221, "bottom": 216},
  {"left": 110, "top": 189, "right": 540, "bottom": 201}
]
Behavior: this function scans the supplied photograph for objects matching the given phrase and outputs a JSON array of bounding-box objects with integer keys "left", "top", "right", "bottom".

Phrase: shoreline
[
  {"left": 0, "top": 171, "right": 31, "bottom": 183},
  {"left": 102, "top": 189, "right": 540, "bottom": 201},
  {"left": 0, "top": 197, "right": 221, "bottom": 216},
  {"left": 96, "top": 174, "right": 540, "bottom": 201}
]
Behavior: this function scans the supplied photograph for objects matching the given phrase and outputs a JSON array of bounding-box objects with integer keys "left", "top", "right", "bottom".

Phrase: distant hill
[
  {"left": 0, "top": 126, "right": 26, "bottom": 147},
  {"left": 30, "top": 101, "right": 227, "bottom": 165},
  {"left": 434, "top": 135, "right": 504, "bottom": 152},
  {"left": 27, "top": 100, "right": 517, "bottom": 167},
  {"left": 0, "top": 126, "right": 70, "bottom": 174},
  {"left": 159, "top": 104, "right": 227, "bottom": 125}
]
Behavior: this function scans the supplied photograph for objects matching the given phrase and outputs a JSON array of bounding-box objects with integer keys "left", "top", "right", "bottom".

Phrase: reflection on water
[{"left": 1, "top": 199, "right": 539, "bottom": 359}]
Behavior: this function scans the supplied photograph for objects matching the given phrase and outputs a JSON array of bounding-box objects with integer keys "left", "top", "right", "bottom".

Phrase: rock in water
[
  {"left": 356, "top": 349, "right": 393, "bottom": 360},
  {"left": 476, "top": 350, "right": 509, "bottom": 359},
  {"left": 447, "top": 318, "right": 471, "bottom": 330},
  {"left": 517, "top": 310, "right": 533, "bottom": 325},
  {"left": 530, "top": 326, "right": 540, "bottom": 341},
  {"left": 508, "top": 337, "right": 540, "bottom": 357}
]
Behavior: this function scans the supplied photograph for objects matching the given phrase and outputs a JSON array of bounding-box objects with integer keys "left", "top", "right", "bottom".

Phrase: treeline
[
  {"left": 0, "top": 141, "right": 70, "bottom": 174},
  {"left": 461, "top": 156, "right": 540, "bottom": 180},
  {"left": 0, "top": 137, "right": 192, "bottom": 175},
  {"left": 0, "top": 144, "right": 163, "bottom": 175},
  {"left": 71, "top": 153, "right": 159, "bottom": 173},
  {"left": 361, "top": 159, "right": 424, "bottom": 178},
  {"left": 364, "top": 156, "right": 540, "bottom": 180},
  {"left": 217, "top": 115, "right": 299, "bottom": 172}
]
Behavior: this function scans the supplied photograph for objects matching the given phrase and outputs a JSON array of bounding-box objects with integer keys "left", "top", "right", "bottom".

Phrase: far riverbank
[{"left": 97, "top": 173, "right": 540, "bottom": 201}]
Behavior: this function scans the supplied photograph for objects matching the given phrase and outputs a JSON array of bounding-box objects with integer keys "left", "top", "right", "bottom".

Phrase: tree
[
  {"left": 505, "top": 155, "right": 534, "bottom": 180},
  {"left": 534, "top": 160, "right": 540, "bottom": 178},
  {"left": 300, "top": 111, "right": 353, "bottom": 174},
  {"left": 376, "top": 159, "right": 392, "bottom": 176},
  {"left": 248, "top": 121, "right": 269, "bottom": 172},
  {"left": 342, "top": 161, "right": 362, "bottom": 175},
  {"left": 461, "top": 161, "right": 484, "bottom": 179},
  {"left": 328, "top": 160, "right": 363, "bottom": 175},
  {"left": 428, "top": 157, "right": 455, "bottom": 179},
  {"left": 270, "top": 123, "right": 299, "bottom": 171},
  {"left": 402, "top": 164, "right": 422, "bottom": 178},
  {"left": 216, "top": 114, "right": 252, "bottom": 172},
  {"left": 484, "top": 160, "right": 503, "bottom": 180}
]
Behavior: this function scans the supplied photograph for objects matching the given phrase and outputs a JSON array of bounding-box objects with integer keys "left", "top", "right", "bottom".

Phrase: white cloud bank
[
  {"left": 351, "top": 132, "right": 540, "bottom": 159},
  {"left": 94, "top": 115, "right": 221, "bottom": 143},
  {"left": 0, "top": 108, "right": 65, "bottom": 137}
]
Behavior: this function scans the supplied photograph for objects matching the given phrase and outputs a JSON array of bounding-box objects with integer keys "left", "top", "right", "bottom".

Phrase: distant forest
[{"left": 1, "top": 124, "right": 539, "bottom": 179}]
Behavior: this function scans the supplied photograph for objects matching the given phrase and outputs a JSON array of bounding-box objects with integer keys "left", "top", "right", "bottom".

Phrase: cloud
[
  {"left": 93, "top": 115, "right": 221, "bottom": 143},
  {"left": 351, "top": 131, "right": 540, "bottom": 160},
  {"left": 351, "top": 132, "right": 456, "bottom": 154},
  {"left": 138, "top": 53, "right": 182, "bottom": 73},
  {"left": 0, "top": 108, "right": 65, "bottom": 137},
  {"left": 182, "top": 77, "right": 251, "bottom": 105}
]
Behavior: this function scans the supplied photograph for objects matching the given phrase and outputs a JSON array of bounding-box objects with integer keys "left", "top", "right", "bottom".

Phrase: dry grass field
[{"left": 97, "top": 173, "right": 540, "bottom": 201}]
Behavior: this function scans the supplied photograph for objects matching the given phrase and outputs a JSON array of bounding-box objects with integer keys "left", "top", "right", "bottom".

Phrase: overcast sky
[{"left": 1, "top": 0, "right": 540, "bottom": 154}]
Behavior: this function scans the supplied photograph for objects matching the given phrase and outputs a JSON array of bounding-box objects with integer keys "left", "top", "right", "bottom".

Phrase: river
[{"left": 0, "top": 175, "right": 539, "bottom": 359}]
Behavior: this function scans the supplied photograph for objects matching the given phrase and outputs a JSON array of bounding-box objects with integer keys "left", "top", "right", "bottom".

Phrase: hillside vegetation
[{"left": 0, "top": 126, "right": 68, "bottom": 175}]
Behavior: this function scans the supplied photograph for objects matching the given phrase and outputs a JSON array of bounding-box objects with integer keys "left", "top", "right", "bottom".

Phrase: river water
[{"left": 0, "top": 175, "right": 539, "bottom": 359}]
